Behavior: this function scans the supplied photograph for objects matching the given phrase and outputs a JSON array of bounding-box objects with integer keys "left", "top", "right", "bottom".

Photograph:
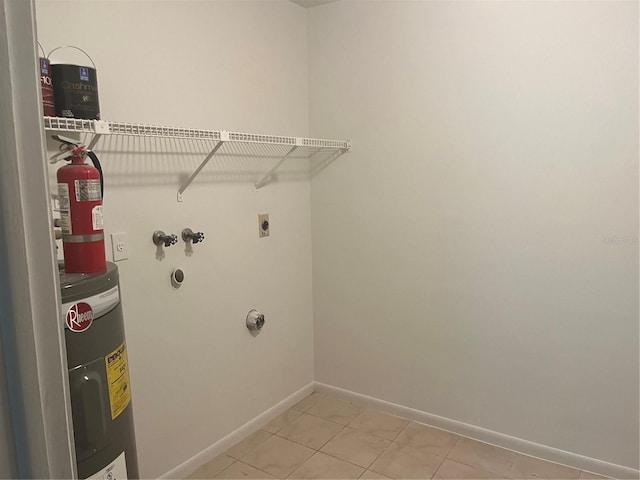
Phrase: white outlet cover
[{"left": 111, "top": 232, "right": 129, "bottom": 261}]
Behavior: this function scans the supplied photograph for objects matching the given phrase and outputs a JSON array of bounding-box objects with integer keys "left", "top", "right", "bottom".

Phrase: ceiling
[{"left": 289, "top": 0, "right": 340, "bottom": 8}]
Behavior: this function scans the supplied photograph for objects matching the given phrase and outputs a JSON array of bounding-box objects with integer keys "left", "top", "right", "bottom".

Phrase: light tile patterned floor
[{"left": 186, "top": 392, "right": 609, "bottom": 480}]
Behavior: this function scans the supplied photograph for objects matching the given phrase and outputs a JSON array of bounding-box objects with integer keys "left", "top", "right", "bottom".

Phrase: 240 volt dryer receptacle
[{"left": 60, "top": 261, "right": 139, "bottom": 479}]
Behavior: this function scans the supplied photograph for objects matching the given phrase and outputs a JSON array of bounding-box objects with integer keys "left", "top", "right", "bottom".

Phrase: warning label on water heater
[
  {"left": 87, "top": 451, "right": 127, "bottom": 480},
  {"left": 105, "top": 341, "right": 131, "bottom": 420}
]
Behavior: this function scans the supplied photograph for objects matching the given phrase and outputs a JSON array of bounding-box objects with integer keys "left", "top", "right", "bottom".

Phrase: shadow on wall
[{"left": 46, "top": 134, "right": 343, "bottom": 188}]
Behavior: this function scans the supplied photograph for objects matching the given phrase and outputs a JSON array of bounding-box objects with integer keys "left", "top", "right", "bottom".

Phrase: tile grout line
[
  {"left": 299, "top": 410, "right": 354, "bottom": 427},
  {"left": 315, "top": 425, "right": 347, "bottom": 452},
  {"left": 447, "top": 433, "right": 585, "bottom": 478},
  {"left": 304, "top": 404, "right": 363, "bottom": 426},
  {"left": 317, "top": 433, "right": 386, "bottom": 472},
  {"left": 363, "top": 436, "right": 396, "bottom": 478},
  {"left": 323, "top": 416, "right": 432, "bottom": 477},
  {"left": 233, "top": 459, "right": 281, "bottom": 480},
  {"left": 441, "top": 456, "right": 510, "bottom": 478},
  {"left": 428, "top": 447, "right": 450, "bottom": 480},
  {"left": 428, "top": 434, "right": 464, "bottom": 479},
  {"left": 271, "top": 430, "right": 318, "bottom": 451},
  {"left": 443, "top": 440, "right": 515, "bottom": 479},
  {"left": 364, "top": 434, "right": 457, "bottom": 480},
  {"left": 285, "top": 447, "right": 318, "bottom": 480},
  {"left": 226, "top": 430, "right": 274, "bottom": 462},
  {"left": 332, "top": 409, "right": 404, "bottom": 472},
  {"left": 293, "top": 425, "right": 391, "bottom": 477},
  {"left": 275, "top": 400, "right": 372, "bottom": 466},
  {"left": 310, "top": 409, "right": 405, "bottom": 475},
  {"left": 443, "top": 433, "right": 461, "bottom": 458},
  {"left": 272, "top": 423, "right": 345, "bottom": 451},
  {"left": 226, "top": 431, "right": 309, "bottom": 480}
]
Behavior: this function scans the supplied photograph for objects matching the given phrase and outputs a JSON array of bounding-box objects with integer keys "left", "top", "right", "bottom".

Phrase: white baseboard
[
  {"left": 315, "top": 382, "right": 639, "bottom": 480},
  {"left": 160, "top": 382, "right": 315, "bottom": 479}
]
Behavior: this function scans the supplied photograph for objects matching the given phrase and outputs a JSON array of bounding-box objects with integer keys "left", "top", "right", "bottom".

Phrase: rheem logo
[{"left": 66, "top": 302, "right": 93, "bottom": 332}]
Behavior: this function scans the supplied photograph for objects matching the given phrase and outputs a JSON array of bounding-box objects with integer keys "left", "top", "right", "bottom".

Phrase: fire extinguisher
[{"left": 51, "top": 135, "right": 106, "bottom": 274}]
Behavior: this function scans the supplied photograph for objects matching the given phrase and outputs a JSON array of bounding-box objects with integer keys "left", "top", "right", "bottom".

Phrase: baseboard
[
  {"left": 160, "top": 382, "right": 315, "bottom": 479},
  {"left": 315, "top": 382, "right": 639, "bottom": 480}
]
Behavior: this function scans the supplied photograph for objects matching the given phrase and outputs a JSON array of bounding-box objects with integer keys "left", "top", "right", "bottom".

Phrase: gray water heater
[{"left": 60, "top": 262, "right": 139, "bottom": 479}]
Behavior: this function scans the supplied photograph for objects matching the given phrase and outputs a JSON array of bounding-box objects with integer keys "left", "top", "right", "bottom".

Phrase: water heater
[{"left": 60, "top": 262, "right": 139, "bottom": 479}]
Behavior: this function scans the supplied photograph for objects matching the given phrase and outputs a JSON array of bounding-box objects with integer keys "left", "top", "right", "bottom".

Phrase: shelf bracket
[
  {"left": 177, "top": 135, "right": 227, "bottom": 202},
  {"left": 255, "top": 143, "right": 300, "bottom": 189},
  {"left": 86, "top": 134, "right": 102, "bottom": 151},
  {"left": 86, "top": 120, "right": 110, "bottom": 151}
]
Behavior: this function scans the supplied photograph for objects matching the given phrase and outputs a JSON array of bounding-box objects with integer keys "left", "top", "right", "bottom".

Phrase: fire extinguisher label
[
  {"left": 105, "top": 341, "right": 132, "bottom": 420},
  {"left": 75, "top": 179, "right": 102, "bottom": 202},
  {"left": 92, "top": 205, "right": 104, "bottom": 230},
  {"left": 57, "top": 183, "right": 72, "bottom": 235}
]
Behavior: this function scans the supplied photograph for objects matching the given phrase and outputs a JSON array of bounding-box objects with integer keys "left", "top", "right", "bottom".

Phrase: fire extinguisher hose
[{"left": 86, "top": 150, "right": 104, "bottom": 200}]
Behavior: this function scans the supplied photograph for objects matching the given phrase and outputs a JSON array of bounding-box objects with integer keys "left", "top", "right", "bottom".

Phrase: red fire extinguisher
[{"left": 51, "top": 135, "right": 106, "bottom": 274}]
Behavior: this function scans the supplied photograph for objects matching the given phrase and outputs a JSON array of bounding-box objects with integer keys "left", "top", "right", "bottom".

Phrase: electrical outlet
[
  {"left": 258, "top": 214, "right": 270, "bottom": 237},
  {"left": 111, "top": 232, "right": 129, "bottom": 261}
]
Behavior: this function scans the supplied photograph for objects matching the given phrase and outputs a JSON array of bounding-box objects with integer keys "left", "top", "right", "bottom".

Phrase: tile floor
[{"left": 186, "top": 392, "right": 609, "bottom": 480}]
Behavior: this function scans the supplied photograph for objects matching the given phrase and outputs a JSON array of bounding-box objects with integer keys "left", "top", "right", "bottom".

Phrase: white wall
[
  {"left": 36, "top": 1, "right": 313, "bottom": 477},
  {"left": 309, "top": 0, "right": 639, "bottom": 470}
]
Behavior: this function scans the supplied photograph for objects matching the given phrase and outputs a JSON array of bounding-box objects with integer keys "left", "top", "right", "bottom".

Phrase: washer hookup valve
[
  {"left": 153, "top": 231, "right": 178, "bottom": 247},
  {"left": 182, "top": 228, "right": 205, "bottom": 244}
]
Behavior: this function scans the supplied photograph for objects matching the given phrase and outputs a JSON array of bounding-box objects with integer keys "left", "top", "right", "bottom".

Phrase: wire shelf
[
  {"left": 43, "top": 117, "right": 350, "bottom": 149},
  {"left": 43, "top": 116, "right": 351, "bottom": 199},
  {"left": 44, "top": 116, "right": 97, "bottom": 133}
]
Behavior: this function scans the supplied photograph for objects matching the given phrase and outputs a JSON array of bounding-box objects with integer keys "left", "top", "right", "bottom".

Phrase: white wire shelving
[{"left": 43, "top": 116, "right": 351, "bottom": 201}]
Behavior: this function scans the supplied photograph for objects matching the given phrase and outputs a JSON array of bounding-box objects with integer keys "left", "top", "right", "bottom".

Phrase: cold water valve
[{"left": 182, "top": 228, "right": 205, "bottom": 244}]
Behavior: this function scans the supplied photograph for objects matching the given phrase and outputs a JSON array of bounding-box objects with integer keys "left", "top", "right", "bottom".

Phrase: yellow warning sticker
[{"left": 105, "top": 341, "right": 131, "bottom": 420}]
